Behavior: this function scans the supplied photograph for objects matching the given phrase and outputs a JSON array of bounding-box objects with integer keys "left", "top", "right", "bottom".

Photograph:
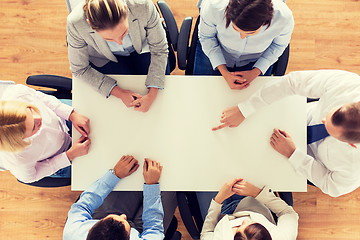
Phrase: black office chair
[
  {"left": 177, "top": 191, "right": 293, "bottom": 239},
  {"left": 157, "top": 0, "right": 290, "bottom": 76}
]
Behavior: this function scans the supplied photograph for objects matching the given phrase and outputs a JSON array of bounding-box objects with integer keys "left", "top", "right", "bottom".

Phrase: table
[{"left": 72, "top": 75, "right": 307, "bottom": 192}]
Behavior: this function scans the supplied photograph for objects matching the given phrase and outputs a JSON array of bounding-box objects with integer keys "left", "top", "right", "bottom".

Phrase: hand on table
[
  {"left": 232, "top": 179, "right": 261, "bottom": 198},
  {"left": 270, "top": 128, "right": 296, "bottom": 158},
  {"left": 212, "top": 106, "right": 245, "bottom": 131},
  {"left": 214, "top": 178, "right": 242, "bottom": 204},
  {"left": 143, "top": 158, "right": 163, "bottom": 185},
  {"left": 66, "top": 136, "right": 91, "bottom": 161},
  {"left": 114, "top": 155, "right": 139, "bottom": 179},
  {"left": 69, "top": 111, "right": 90, "bottom": 137},
  {"left": 131, "top": 88, "right": 158, "bottom": 112}
]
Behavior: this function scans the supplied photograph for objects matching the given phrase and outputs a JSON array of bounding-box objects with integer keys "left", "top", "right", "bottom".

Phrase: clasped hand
[
  {"left": 117, "top": 87, "right": 158, "bottom": 112},
  {"left": 214, "top": 178, "right": 261, "bottom": 204}
]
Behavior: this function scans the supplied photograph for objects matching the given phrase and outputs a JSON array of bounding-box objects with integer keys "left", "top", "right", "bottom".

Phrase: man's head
[
  {"left": 87, "top": 214, "right": 131, "bottom": 240},
  {"left": 323, "top": 102, "right": 360, "bottom": 144},
  {"left": 225, "top": 0, "right": 273, "bottom": 39},
  {"left": 234, "top": 222, "right": 272, "bottom": 240}
]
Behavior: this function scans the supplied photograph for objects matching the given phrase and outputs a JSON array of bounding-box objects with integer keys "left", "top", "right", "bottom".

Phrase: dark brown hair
[
  {"left": 234, "top": 223, "right": 272, "bottom": 240},
  {"left": 84, "top": 0, "right": 127, "bottom": 30},
  {"left": 225, "top": 0, "right": 273, "bottom": 31},
  {"left": 87, "top": 217, "right": 130, "bottom": 240},
  {"left": 331, "top": 102, "right": 360, "bottom": 143}
]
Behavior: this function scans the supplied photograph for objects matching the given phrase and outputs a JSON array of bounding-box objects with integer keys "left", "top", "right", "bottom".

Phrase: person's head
[
  {"left": 224, "top": 0, "right": 273, "bottom": 39},
  {"left": 0, "top": 101, "right": 42, "bottom": 152},
  {"left": 323, "top": 102, "right": 360, "bottom": 145},
  {"left": 87, "top": 214, "right": 131, "bottom": 240},
  {"left": 233, "top": 221, "right": 272, "bottom": 240},
  {"left": 84, "top": 0, "right": 128, "bottom": 45}
]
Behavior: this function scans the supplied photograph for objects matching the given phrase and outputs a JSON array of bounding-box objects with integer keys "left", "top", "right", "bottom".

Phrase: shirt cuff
[
  {"left": 147, "top": 85, "right": 163, "bottom": 90},
  {"left": 288, "top": 148, "right": 307, "bottom": 171},
  {"left": 53, "top": 152, "right": 72, "bottom": 170},
  {"left": 102, "top": 170, "right": 121, "bottom": 188},
  {"left": 106, "top": 83, "right": 118, "bottom": 98},
  {"left": 237, "top": 102, "right": 255, "bottom": 119},
  {"left": 210, "top": 55, "right": 227, "bottom": 71},
  {"left": 143, "top": 183, "right": 160, "bottom": 197},
  {"left": 253, "top": 58, "right": 272, "bottom": 75},
  {"left": 255, "top": 186, "right": 274, "bottom": 203}
]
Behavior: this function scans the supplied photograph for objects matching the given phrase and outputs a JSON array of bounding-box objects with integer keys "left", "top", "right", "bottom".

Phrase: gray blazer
[
  {"left": 201, "top": 186, "right": 299, "bottom": 240},
  {"left": 67, "top": 0, "right": 169, "bottom": 96}
]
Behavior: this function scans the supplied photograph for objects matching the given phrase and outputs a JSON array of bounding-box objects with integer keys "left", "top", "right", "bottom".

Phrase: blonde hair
[
  {"left": 0, "top": 101, "right": 40, "bottom": 152},
  {"left": 84, "top": 0, "right": 127, "bottom": 30}
]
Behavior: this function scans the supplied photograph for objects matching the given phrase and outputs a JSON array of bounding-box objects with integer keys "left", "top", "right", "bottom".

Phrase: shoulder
[
  {"left": 2, "top": 84, "right": 33, "bottom": 100},
  {"left": 126, "top": 0, "right": 152, "bottom": 13},
  {"left": 271, "top": 0, "right": 294, "bottom": 28},
  {"left": 67, "top": 3, "right": 88, "bottom": 28}
]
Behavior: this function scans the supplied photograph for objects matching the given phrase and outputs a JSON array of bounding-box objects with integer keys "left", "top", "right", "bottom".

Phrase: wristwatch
[{"left": 109, "top": 169, "right": 116, "bottom": 175}]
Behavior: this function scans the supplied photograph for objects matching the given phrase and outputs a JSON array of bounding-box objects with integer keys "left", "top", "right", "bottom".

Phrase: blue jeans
[
  {"left": 91, "top": 52, "right": 170, "bottom": 75},
  {"left": 196, "top": 192, "right": 246, "bottom": 220},
  {"left": 193, "top": 41, "right": 273, "bottom": 76},
  {"left": 50, "top": 165, "right": 71, "bottom": 178}
]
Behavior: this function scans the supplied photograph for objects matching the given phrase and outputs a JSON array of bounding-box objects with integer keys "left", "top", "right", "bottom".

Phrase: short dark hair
[
  {"left": 234, "top": 223, "right": 272, "bottom": 240},
  {"left": 84, "top": 0, "right": 127, "bottom": 31},
  {"left": 225, "top": 0, "right": 273, "bottom": 31},
  {"left": 87, "top": 217, "right": 130, "bottom": 240},
  {"left": 331, "top": 102, "right": 360, "bottom": 143}
]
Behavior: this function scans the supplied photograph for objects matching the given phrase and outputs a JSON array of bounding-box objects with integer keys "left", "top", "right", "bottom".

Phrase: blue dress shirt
[
  {"left": 63, "top": 171, "right": 164, "bottom": 240},
  {"left": 198, "top": 0, "right": 294, "bottom": 74}
]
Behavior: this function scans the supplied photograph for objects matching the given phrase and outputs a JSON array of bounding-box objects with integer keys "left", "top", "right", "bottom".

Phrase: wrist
[
  {"left": 147, "top": 88, "right": 158, "bottom": 98},
  {"left": 252, "top": 188, "right": 261, "bottom": 198},
  {"left": 214, "top": 194, "right": 225, "bottom": 204},
  {"left": 69, "top": 110, "right": 75, "bottom": 121},
  {"left": 66, "top": 150, "right": 74, "bottom": 162},
  {"left": 251, "top": 67, "right": 261, "bottom": 76},
  {"left": 110, "top": 85, "right": 123, "bottom": 98},
  {"left": 217, "top": 65, "right": 229, "bottom": 76}
]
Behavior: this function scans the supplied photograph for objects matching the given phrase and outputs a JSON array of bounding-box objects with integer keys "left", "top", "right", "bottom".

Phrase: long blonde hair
[
  {"left": 84, "top": 0, "right": 127, "bottom": 30},
  {"left": 0, "top": 101, "right": 40, "bottom": 152}
]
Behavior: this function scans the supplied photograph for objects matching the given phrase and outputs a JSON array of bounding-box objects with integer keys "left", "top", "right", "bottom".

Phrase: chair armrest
[
  {"left": 272, "top": 44, "right": 290, "bottom": 76},
  {"left": 26, "top": 75, "right": 72, "bottom": 90},
  {"left": 157, "top": 0, "right": 179, "bottom": 50},
  {"left": 26, "top": 75, "right": 72, "bottom": 99},
  {"left": 177, "top": 17, "right": 193, "bottom": 70},
  {"left": 18, "top": 177, "right": 71, "bottom": 188},
  {"left": 177, "top": 192, "right": 203, "bottom": 239}
]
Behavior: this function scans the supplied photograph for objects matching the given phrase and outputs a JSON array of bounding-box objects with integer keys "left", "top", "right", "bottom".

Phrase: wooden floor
[{"left": 0, "top": 0, "right": 360, "bottom": 239}]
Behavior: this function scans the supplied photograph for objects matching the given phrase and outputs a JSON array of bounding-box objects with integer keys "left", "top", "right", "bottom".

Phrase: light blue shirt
[
  {"left": 63, "top": 171, "right": 164, "bottom": 240},
  {"left": 106, "top": 34, "right": 136, "bottom": 56},
  {"left": 198, "top": 0, "right": 294, "bottom": 73}
]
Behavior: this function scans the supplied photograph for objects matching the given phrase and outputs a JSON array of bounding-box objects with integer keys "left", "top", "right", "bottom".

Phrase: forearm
[
  {"left": 200, "top": 199, "right": 222, "bottom": 238},
  {"left": 141, "top": 184, "right": 164, "bottom": 239},
  {"left": 289, "top": 149, "right": 350, "bottom": 197}
]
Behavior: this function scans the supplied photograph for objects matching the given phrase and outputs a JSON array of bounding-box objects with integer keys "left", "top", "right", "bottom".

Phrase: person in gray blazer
[
  {"left": 200, "top": 178, "right": 298, "bottom": 240},
  {"left": 67, "top": 0, "right": 169, "bottom": 112}
]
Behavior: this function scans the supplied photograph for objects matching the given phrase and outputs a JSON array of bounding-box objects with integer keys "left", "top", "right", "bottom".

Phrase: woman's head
[
  {"left": 225, "top": 0, "right": 273, "bottom": 34},
  {"left": 84, "top": 0, "right": 127, "bottom": 31},
  {"left": 234, "top": 223, "right": 272, "bottom": 240},
  {"left": 0, "top": 101, "right": 42, "bottom": 152}
]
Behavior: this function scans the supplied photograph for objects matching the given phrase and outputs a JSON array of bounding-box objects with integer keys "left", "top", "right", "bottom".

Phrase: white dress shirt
[
  {"left": 0, "top": 85, "right": 74, "bottom": 183},
  {"left": 238, "top": 70, "right": 360, "bottom": 197},
  {"left": 198, "top": 0, "right": 294, "bottom": 74}
]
